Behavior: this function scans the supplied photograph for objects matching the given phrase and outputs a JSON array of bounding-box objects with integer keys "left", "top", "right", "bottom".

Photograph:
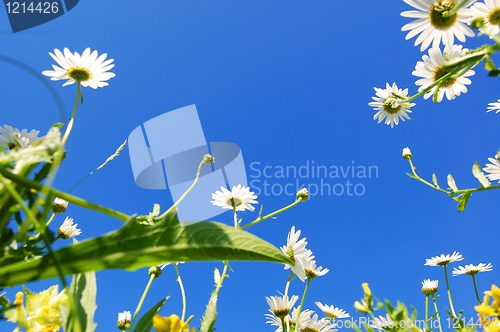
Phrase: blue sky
[{"left": 1, "top": 1, "right": 500, "bottom": 331}]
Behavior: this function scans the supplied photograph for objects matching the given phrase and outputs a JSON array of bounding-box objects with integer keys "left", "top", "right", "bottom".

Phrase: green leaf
[
  {"left": 133, "top": 297, "right": 168, "bottom": 332},
  {"left": 66, "top": 271, "right": 98, "bottom": 332},
  {"left": 472, "top": 162, "right": 491, "bottom": 188},
  {"left": 447, "top": 174, "right": 458, "bottom": 191},
  {"left": 0, "top": 213, "right": 292, "bottom": 286},
  {"left": 484, "top": 57, "right": 496, "bottom": 71},
  {"left": 457, "top": 192, "right": 472, "bottom": 212},
  {"left": 432, "top": 173, "right": 439, "bottom": 188},
  {"left": 200, "top": 268, "right": 226, "bottom": 332}
]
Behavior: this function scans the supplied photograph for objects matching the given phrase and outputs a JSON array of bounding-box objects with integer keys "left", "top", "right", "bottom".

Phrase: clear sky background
[{"left": 1, "top": 1, "right": 499, "bottom": 331}]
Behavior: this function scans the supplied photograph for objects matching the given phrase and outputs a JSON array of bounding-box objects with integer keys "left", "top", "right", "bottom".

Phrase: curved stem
[
  {"left": 472, "top": 274, "right": 481, "bottom": 305},
  {"left": 297, "top": 278, "right": 311, "bottom": 315},
  {"left": 443, "top": 265, "right": 457, "bottom": 317},
  {"left": 174, "top": 263, "right": 187, "bottom": 321},
  {"left": 240, "top": 198, "right": 304, "bottom": 230},
  {"left": 61, "top": 81, "right": 81, "bottom": 147},
  {"left": 284, "top": 271, "right": 294, "bottom": 297},
  {"left": 432, "top": 296, "right": 444, "bottom": 332}
]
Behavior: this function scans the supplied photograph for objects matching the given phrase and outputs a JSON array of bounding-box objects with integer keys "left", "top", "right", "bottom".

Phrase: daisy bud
[
  {"left": 57, "top": 217, "right": 81, "bottom": 239},
  {"left": 117, "top": 311, "right": 131, "bottom": 330},
  {"left": 470, "top": 17, "right": 485, "bottom": 30},
  {"left": 402, "top": 147, "right": 412, "bottom": 160},
  {"left": 52, "top": 197, "right": 68, "bottom": 214},
  {"left": 296, "top": 188, "right": 309, "bottom": 201},
  {"left": 202, "top": 154, "right": 215, "bottom": 165},
  {"left": 148, "top": 266, "right": 162, "bottom": 278},
  {"left": 421, "top": 279, "right": 439, "bottom": 295}
]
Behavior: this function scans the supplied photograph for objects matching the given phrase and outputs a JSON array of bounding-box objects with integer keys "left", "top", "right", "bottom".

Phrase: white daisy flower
[
  {"left": 117, "top": 311, "right": 131, "bottom": 330},
  {"left": 265, "top": 312, "right": 286, "bottom": 331},
  {"left": 401, "top": 0, "right": 476, "bottom": 51},
  {"left": 483, "top": 156, "right": 500, "bottom": 182},
  {"left": 468, "top": 0, "right": 500, "bottom": 35},
  {"left": 303, "top": 257, "right": 329, "bottom": 280},
  {"left": 413, "top": 44, "right": 475, "bottom": 102},
  {"left": 291, "top": 308, "right": 315, "bottom": 329},
  {"left": 369, "top": 83, "right": 414, "bottom": 128},
  {"left": 266, "top": 295, "right": 299, "bottom": 318},
  {"left": 0, "top": 125, "right": 42, "bottom": 149},
  {"left": 402, "top": 147, "right": 413, "bottom": 160},
  {"left": 281, "top": 226, "right": 309, "bottom": 281},
  {"left": 371, "top": 314, "right": 396, "bottom": 329},
  {"left": 42, "top": 47, "right": 115, "bottom": 89},
  {"left": 300, "top": 313, "right": 337, "bottom": 332},
  {"left": 315, "top": 302, "right": 350, "bottom": 319},
  {"left": 57, "top": 217, "right": 81, "bottom": 239},
  {"left": 52, "top": 197, "right": 69, "bottom": 214},
  {"left": 487, "top": 99, "right": 500, "bottom": 113},
  {"left": 425, "top": 251, "right": 464, "bottom": 266},
  {"left": 210, "top": 184, "right": 258, "bottom": 211},
  {"left": 452, "top": 263, "right": 493, "bottom": 275},
  {"left": 421, "top": 279, "right": 439, "bottom": 295}
]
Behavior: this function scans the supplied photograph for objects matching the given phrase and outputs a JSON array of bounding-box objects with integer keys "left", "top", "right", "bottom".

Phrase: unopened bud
[
  {"left": 296, "top": 188, "right": 309, "bottom": 201},
  {"left": 471, "top": 17, "right": 485, "bottom": 30},
  {"left": 52, "top": 197, "right": 68, "bottom": 213},
  {"left": 202, "top": 154, "right": 215, "bottom": 165},
  {"left": 149, "top": 266, "right": 162, "bottom": 278},
  {"left": 117, "top": 311, "right": 131, "bottom": 330},
  {"left": 402, "top": 147, "right": 412, "bottom": 160}
]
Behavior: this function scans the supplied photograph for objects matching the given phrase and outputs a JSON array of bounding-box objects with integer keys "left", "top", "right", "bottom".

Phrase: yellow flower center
[
  {"left": 67, "top": 67, "right": 91, "bottom": 81},
  {"left": 302, "top": 328, "right": 320, "bottom": 332},
  {"left": 433, "top": 65, "right": 457, "bottom": 87},
  {"left": 225, "top": 197, "right": 242, "bottom": 208},
  {"left": 383, "top": 97, "right": 402, "bottom": 114},
  {"left": 273, "top": 308, "right": 291, "bottom": 318},
  {"left": 488, "top": 8, "right": 500, "bottom": 26},
  {"left": 429, "top": 0, "right": 457, "bottom": 30}
]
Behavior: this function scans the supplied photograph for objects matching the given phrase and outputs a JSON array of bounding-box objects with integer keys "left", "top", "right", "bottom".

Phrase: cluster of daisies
[
  {"left": 370, "top": 0, "right": 500, "bottom": 128},
  {"left": 265, "top": 227, "right": 343, "bottom": 332}
]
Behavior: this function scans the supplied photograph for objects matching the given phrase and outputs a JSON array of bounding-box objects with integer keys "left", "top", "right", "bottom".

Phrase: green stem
[
  {"left": 443, "top": 0, "right": 471, "bottom": 17},
  {"left": 174, "top": 263, "right": 187, "bottom": 322},
  {"left": 61, "top": 81, "right": 81, "bottom": 147},
  {"left": 407, "top": 159, "right": 451, "bottom": 194},
  {"left": 240, "top": 198, "right": 305, "bottom": 230},
  {"left": 46, "top": 213, "right": 56, "bottom": 227},
  {"left": 284, "top": 271, "right": 294, "bottom": 297},
  {"left": 0, "top": 167, "right": 131, "bottom": 222},
  {"left": 129, "top": 273, "right": 156, "bottom": 332},
  {"left": 432, "top": 296, "right": 444, "bottom": 332},
  {"left": 297, "top": 278, "right": 311, "bottom": 315},
  {"left": 472, "top": 274, "right": 481, "bottom": 305},
  {"left": 443, "top": 265, "right": 457, "bottom": 317},
  {"left": 425, "top": 295, "right": 429, "bottom": 332},
  {"left": 159, "top": 159, "right": 206, "bottom": 219}
]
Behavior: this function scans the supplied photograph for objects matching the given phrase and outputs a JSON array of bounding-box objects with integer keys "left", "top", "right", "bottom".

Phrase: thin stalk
[
  {"left": 432, "top": 296, "right": 444, "bottom": 332},
  {"left": 443, "top": 265, "right": 457, "bottom": 317},
  {"left": 297, "top": 278, "right": 311, "bottom": 315},
  {"left": 240, "top": 198, "right": 305, "bottom": 230},
  {"left": 61, "top": 81, "right": 82, "bottom": 147},
  {"left": 284, "top": 271, "right": 294, "bottom": 297},
  {"left": 407, "top": 159, "right": 451, "bottom": 194},
  {"left": 425, "top": 295, "right": 429, "bottom": 332},
  {"left": 174, "top": 263, "right": 187, "bottom": 322},
  {"left": 472, "top": 274, "right": 482, "bottom": 305},
  {"left": 129, "top": 273, "right": 156, "bottom": 331},
  {"left": 159, "top": 159, "right": 206, "bottom": 219}
]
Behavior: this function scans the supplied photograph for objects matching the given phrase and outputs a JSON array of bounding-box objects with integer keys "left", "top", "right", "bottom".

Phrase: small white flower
[
  {"left": 52, "top": 197, "right": 69, "bottom": 214},
  {"left": 369, "top": 83, "right": 414, "bottom": 128},
  {"left": 266, "top": 295, "right": 299, "bottom": 318},
  {"left": 117, "top": 311, "right": 131, "bottom": 330},
  {"left": 401, "top": 0, "right": 476, "bottom": 51},
  {"left": 303, "top": 256, "right": 329, "bottom": 280},
  {"left": 58, "top": 217, "right": 81, "bottom": 239},
  {"left": 421, "top": 279, "right": 439, "bottom": 295},
  {"left": 42, "top": 47, "right": 115, "bottom": 89},
  {"left": 281, "top": 226, "right": 309, "bottom": 281},
  {"left": 425, "top": 251, "right": 464, "bottom": 266},
  {"left": 483, "top": 156, "right": 500, "bottom": 182},
  {"left": 413, "top": 45, "right": 475, "bottom": 102},
  {"left": 487, "top": 99, "right": 500, "bottom": 113},
  {"left": 402, "top": 147, "right": 412, "bottom": 160},
  {"left": 300, "top": 313, "right": 337, "bottom": 332},
  {"left": 118, "top": 311, "right": 131, "bottom": 322},
  {"left": 315, "top": 302, "right": 350, "bottom": 319},
  {"left": 452, "top": 263, "right": 493, "bottom": 276},
  {"left": 371, "top": 314, "right": 396, "bottom": 329},
  {"left": 210, "top": 184, "right": 258, "bottom": 211},
  {"left": 468, "top": 0, "right": 500, "bottom": 35},
  {"left": 0, "top": 125, "right": 42, "bottom": 149}
]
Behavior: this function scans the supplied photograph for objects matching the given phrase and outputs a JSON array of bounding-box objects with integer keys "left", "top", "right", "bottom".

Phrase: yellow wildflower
[{"left": 153, "top": 314, "right": 195, "bottom": 332}]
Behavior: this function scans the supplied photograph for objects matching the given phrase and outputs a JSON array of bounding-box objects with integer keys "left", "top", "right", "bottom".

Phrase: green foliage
[
  {"left": 66, "top": 271, "right": 98, "bottom": 332},
  {"left": 0, "top": 213, "right": 292, "bottom": 287},
  {"left": 133, "top": 297, "right": 168, "bottom": 332}
]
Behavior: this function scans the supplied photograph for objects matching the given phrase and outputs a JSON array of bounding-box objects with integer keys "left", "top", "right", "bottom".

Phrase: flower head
[
  {"left": 484, "top": 156, "right": 500, "bottom": 182},
  {"left": 117, "top": 311, "right": 131, "bottom": 330},
  {"left": 0, "top": 125, "right": 42, "bottom": 149},
  {"left": 52, "top": 197, "right": 68, "bottom": 214},
  {"left": 296, "top": 188, "right": 309, "bottom": 201},
  {"left": 421, "top": 279, "right": 439, "bottom": 295},
  {"left": 266, "top": 295, "right": 299, "bottom": 318},
  {"left": 57, "top": 217, "right": 81, "bottom": 239},
  {"left": 153, "top": 314, "right": 194, "bottom": 332},
  {"left": 452, "top": 263, "right": 493, "bottom": 276},
  {"left": 413, "top": 44, "right": 475, "bottom": 102},
  {"left": 371, "top": 314, "right": 396, "bottom": 329},
  {"left": 401, "top": 0, "right": 476, "bottom": 51},
  {"left": 281, "top": 226, "right": 309, "bottom": 281},
  {"left": 299, "top": 313, "right": 337, "bottom": 332},
  {"left": 315, "top": 302, "right": 350, "bottom": 319},
  {"left": 475, "top": 285, "right": 500, "bottom": 317},
  {"left": 210, "top": 184, "right": 258, "bottom": 211},
  {"left": 487, "top": 99, "right": 500, "bottom": 113},
  {"left": 369, "top": 83, "right": 414, "bottom": 128},
  {"left": 425, "top": 251, "right": 464, "bottom": 266},
  {"left": 402, "top": 147, "right": 413, "bottom": 160},
  {"left": 468, "top": 0, "right": 500, "bottom": 35},
  {"left": 303, "top": 256, "right": 329, "bottom": 280},
  {"left": 42, "top": 47, "right": 115, "bottom": 89}
]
